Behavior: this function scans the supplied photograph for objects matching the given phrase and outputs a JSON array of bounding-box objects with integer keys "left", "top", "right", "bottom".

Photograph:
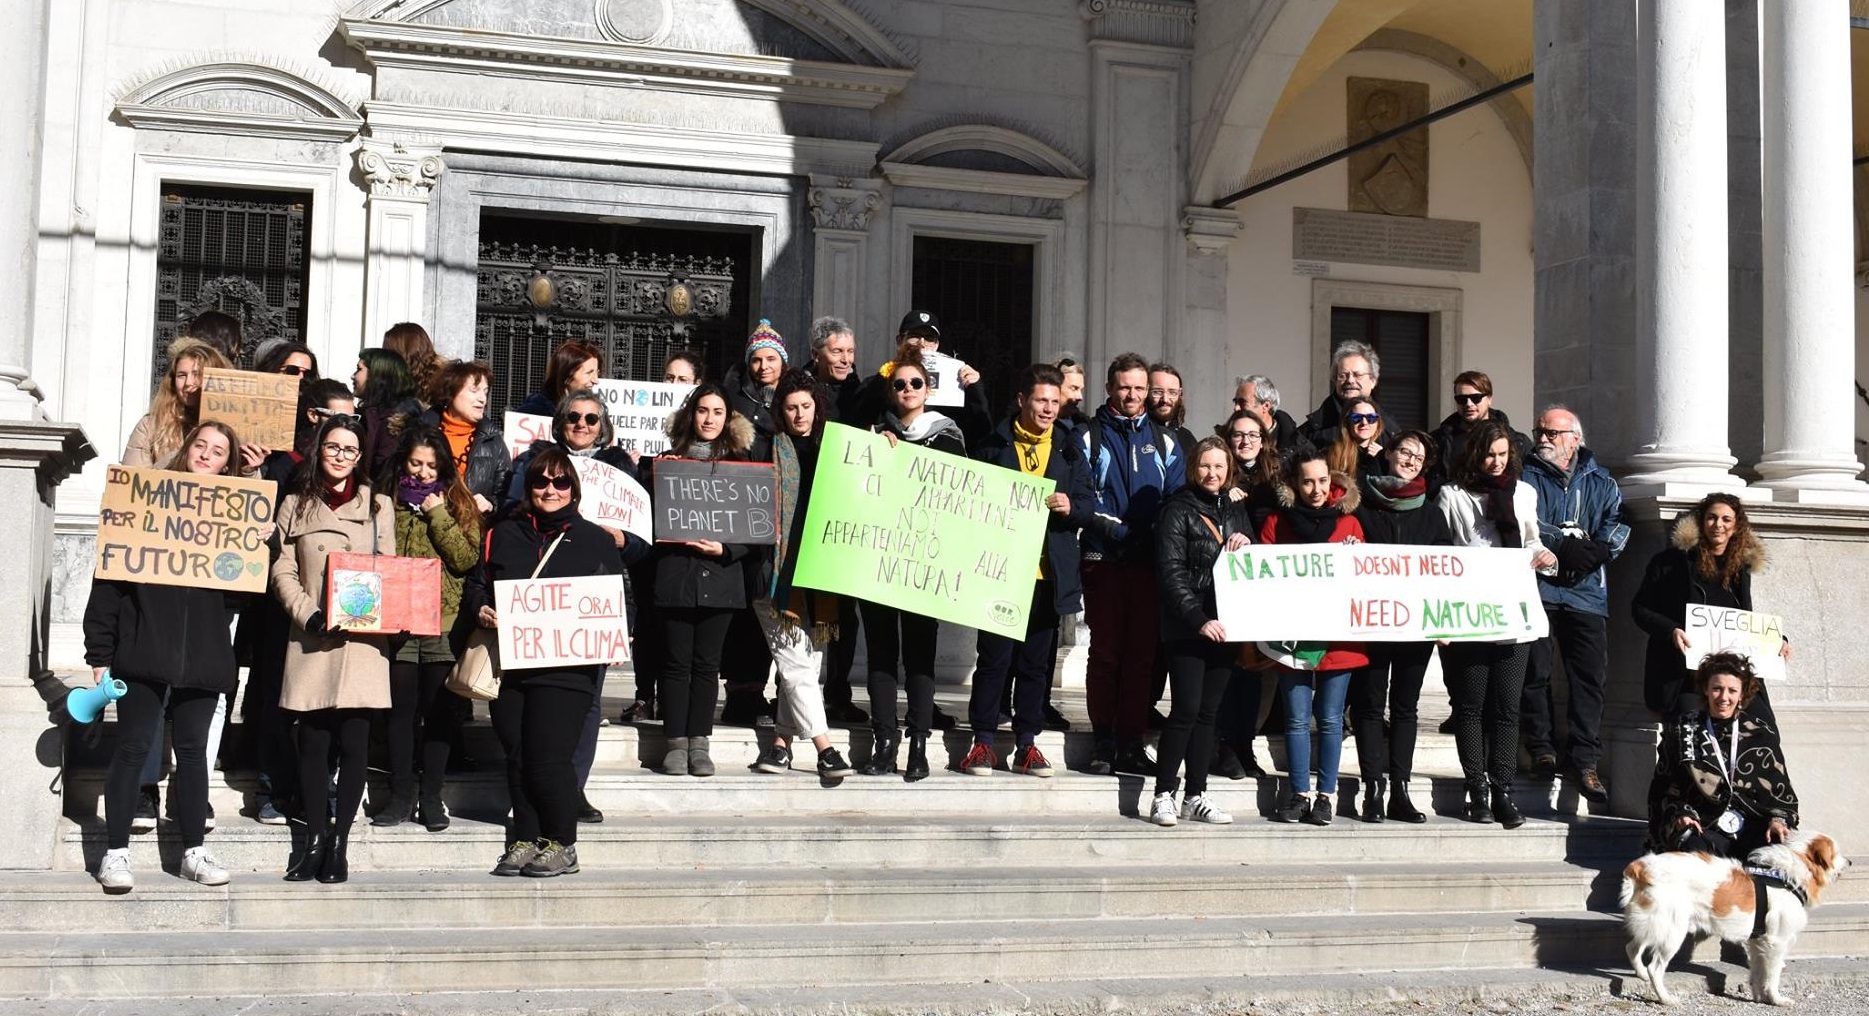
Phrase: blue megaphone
[{"left": 66, "top": 673, "right": 128, "bottom": 725}]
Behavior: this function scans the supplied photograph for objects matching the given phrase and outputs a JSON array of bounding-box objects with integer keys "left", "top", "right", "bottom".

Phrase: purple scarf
[{"left": 396, "top": 474, "right": 445, "bottom": 510}]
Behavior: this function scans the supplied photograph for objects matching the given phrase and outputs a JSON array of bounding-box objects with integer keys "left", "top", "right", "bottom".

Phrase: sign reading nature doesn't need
[
  {"left": 94, "top": 465, "right": 276, "bottom": 593},
  {"left": 201, "top": 368, "right": 299, "bottom": 449}
]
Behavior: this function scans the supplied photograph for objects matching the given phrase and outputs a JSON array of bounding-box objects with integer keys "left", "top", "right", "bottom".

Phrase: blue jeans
[{"left": 1279, "top": 669, "right": 1351, "bottom": 794}]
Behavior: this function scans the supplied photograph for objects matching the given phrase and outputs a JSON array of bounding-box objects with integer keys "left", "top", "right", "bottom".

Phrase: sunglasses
[
  {"left": 892, "top": 377, "right": 926, "bottom": 392},
  {"left": 562, "top": 412, "right": 603, "bottom": 427},
  {"left": 1347, "top": 412, "right": 1381, "bottom": 425},
  {"left": 1455, "top": 392, "right": 1487, "bottom": 406},
  {"left": 1532, "top": 427, "right": 1578, "bottom": 440},
  {"left": 311, "top": 409, "right": 360, "bottom": 424},
  {"left": 529, "top": 474, "right": 574, "bottom": 491},
  {"left": 279, "top": 365, "right": 310, "bottom": 377}
]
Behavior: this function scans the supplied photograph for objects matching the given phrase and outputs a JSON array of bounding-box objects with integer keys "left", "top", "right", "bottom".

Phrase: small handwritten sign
[
  {"left": 651, "top": 458, "right": 779, "bottom": 544},
  {"left": 201, "top": 368, "right": 298, "bottom": 449},
  {"left": 1686, "top": 605, "right": 1788, "bottom": 681},
  {"left": 495, "top": 573, "right": 630, "bottom": 669},
  {"left": 571, "top": 457, "right": 652, "bottom": 544},
  {"left": 503, "top": 411, "right": 554, "bottom": 461},
  {"left": 592, "top": 380, "right": 696, "bottom": 456},
  {"left": 94, "top": 465, "right": 275, "bottom": 593}
]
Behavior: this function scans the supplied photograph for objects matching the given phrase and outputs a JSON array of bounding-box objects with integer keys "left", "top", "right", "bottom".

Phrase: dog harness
[{"left": 1744, "top": 865, "right": 1808, "bottom": 939}]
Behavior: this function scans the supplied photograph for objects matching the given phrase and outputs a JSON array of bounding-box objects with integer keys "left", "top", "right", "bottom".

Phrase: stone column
[
  {"left": 1752, "top": 0, "right": 1869, "bottom": 501},
  {"left": 1621, "top": 0, "right": 1742, "bottom": 496},
  {"left": 1181, "top": 206, "right": 1241, "bottom": 428},
  {"left": 357, "top": 140, "right": 445, "bottom": 345},
  {"left": 807, "top": 175, "right": 882, "bottom": 348}
]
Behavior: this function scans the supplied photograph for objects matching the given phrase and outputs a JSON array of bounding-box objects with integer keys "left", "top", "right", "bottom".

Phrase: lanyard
[{"left": 1704, "top": 718, "right": 1739, "bottom": 783}]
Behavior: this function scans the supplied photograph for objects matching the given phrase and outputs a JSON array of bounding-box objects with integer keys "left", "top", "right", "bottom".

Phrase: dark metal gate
[
  {"left": 153, "top": 184, "right": 310, "bottom": 381},
  {"left": 910, "top": 236, "right": 1036, "bottom": 418}
]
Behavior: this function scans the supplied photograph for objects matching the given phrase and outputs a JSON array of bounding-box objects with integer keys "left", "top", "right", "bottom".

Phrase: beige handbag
[{"left": 445, "top": 532, "right": 565, "bottom": 702}]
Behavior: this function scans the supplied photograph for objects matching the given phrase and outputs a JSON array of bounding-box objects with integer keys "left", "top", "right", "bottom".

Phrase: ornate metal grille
[
  {"left": 153, "top": 185, "right": 309, "bottom": 381},
  {"left": 473, "top": 218, "right": 743, "bottom": 417},
  {"left": 910, "top": 236, "right": 1036, "bottom": 417}
]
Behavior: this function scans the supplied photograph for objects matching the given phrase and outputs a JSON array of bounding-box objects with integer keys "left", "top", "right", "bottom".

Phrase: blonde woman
[{"left": 124, "top": 338, "right": 231, "bottom": 467}]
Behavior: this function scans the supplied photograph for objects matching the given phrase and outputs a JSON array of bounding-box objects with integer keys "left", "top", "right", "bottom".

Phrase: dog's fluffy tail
[{"left": 1620, "top": 858, "right": 1649, "bottom": 911}]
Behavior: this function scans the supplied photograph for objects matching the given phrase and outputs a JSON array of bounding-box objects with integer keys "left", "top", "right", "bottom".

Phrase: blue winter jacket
[
  {"left": 1523, "top": 447, "right": 1630, "bottom": 616},
  {"left": 1079, "top": 403, "right": 1183, "bottom": 562}
]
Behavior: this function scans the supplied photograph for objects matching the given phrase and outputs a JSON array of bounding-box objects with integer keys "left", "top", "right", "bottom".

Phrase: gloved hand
[
  {"left": 304, "top": 610, "right": 328, "bottom": 636},
  {"left": 1553, "top": 537, "right": 1611, "bottom": 585}
]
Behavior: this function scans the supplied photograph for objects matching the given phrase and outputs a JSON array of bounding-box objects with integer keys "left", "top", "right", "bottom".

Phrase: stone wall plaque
[
  {"left": 1347, "top": 77, "right": 1429, "bottom": 217},
  {"left": 1292, "top": 208, "right": 1481, "bottom": 273}
]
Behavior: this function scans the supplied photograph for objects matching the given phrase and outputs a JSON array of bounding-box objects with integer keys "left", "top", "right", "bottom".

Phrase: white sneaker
[
  {"left": 180, "top": 846, "right": 230, "bottom": 886},
  {"left": 97, "top": 849, "right": 133, "bottom": 893},
  {"left": 1149, "top": 791, "right": 1178, "bottom": 827},
  {"left": 1179, "top": 793, "right": 1235, "bottom": 825}
]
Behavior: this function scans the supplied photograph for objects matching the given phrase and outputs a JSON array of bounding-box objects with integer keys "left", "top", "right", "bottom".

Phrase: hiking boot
[
  {"left": 752, "top": 743, "right": 793, "bottom": 774},
  {"left": 180, "top": 846, "right": 230, "bottom": 886},
  {"left": 959, "top": 742, "right": 998, "bottom": 776},
  {"left": 1012, "top": 744, "right": 1054, "bottom": 778},
  {"left": 521, "top": 839, "right": 579, "bottom": 877},
  {"left": 491, "top": 840, "right": 539, "bottom": 877}
]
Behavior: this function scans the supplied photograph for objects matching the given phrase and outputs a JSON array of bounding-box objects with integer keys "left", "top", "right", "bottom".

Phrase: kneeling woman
[
  {"left": 468, "top": 446, "right": 631, "bottom": 877},
  {"left": 1646, "top": 651, "right": 1797, "bottom": 857}
]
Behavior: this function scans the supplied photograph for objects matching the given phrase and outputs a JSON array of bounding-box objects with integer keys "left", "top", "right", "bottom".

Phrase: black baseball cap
[{"left": 896, "top": 310, "right": 941, "bottom": 338}]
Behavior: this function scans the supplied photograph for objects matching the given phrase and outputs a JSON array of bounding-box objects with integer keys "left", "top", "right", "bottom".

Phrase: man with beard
[
  {"left": 1147, "top": 363, "right": 1195, "bottom": 472},
  {"left": 1521, "top": 406, "right": 1628, "bottom": 802},
  {"left": 1428, "top": 370, "right": 1531, "bottom": 490},
  {"left": 1297, "top": 342, "right": 1379, "bottom": 450}
]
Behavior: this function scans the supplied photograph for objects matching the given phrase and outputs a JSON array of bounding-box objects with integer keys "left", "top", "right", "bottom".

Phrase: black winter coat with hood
[
  {"left": 640, "top": 411, "right": 760, "bottom": 611},
  {"left": 1631, "top": 513, "right": 1774, "bottom": 714}
]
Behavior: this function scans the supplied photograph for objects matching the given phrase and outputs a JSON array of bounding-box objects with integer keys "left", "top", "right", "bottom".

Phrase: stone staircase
[{"left": 20, "top": 648, "right": 1869, "bottom": 1006}]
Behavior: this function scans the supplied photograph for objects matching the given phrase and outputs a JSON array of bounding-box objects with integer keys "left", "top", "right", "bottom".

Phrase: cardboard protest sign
[
  {"left": 1212, "top": 544, "right": 1549, "bottom": 643},
  {"left": 94, "top": 465, "right": 275, "bottom": 593},
  {"left": 793, "top": 423, "right": 1054, "bottom": 634},
  {"left": 1686, "top": 605, "right": 1787, "bottom": 681},
  {"left": 571, "top": 456, "right": 652, "bottom": 544},
  {"left": 201, "top": 368, "right": 298, "bottom": 449},
  {"left": 651, "top": 458, "right": 779, "bottom": 545},
  {"left": 503, "top": 411, "right": 554, "bottom": 461},
  {"left": 592, "top": 380, "right": 695, "bottom": 456},
  {"left": 324, "top": 553, "right": 443, "bottom": 636},
  {"left": 920, "top": 350, "right": 967, "bottom": 408},
  {"left": 495, "top": 573, "right": 630, "bottom": 669}
]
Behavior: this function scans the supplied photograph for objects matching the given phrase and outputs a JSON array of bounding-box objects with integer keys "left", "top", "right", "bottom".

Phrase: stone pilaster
[
  {"left": 357, "top": 139, "right": 445, "bottom": 345},
  {"left": 1180, "top": 206, "right": 1241, "bottom": 426},
  {"left": 807, "top": 175, "right": 882, "bottom": 349}
]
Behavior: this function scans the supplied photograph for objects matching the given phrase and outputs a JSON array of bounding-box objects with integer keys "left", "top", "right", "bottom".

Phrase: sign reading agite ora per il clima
[
  {"left": 651, "top": 458, "right": 779, "bottom": 545},
  {"left": 94, "top": 465, "right": 275, "bottom": 593},
  {"left": 1212, "top": 543, "right": 1550, "bottom": 643},
  {"left": 792, "top": 423, "right": 1055, "bottom": 634},
  {"left": 495, "top": 574, "right": 631, "bottom": 669}
]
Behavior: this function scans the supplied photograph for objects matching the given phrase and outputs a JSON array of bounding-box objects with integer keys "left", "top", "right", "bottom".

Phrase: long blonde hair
[{"left": 146, "top": 338, "right": 231, "bottom": 465}]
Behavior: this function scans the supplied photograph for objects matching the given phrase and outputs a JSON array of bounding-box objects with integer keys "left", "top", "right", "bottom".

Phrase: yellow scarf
[{"left": 1012, "top": 420, "right": 1053, "bottom": 580}]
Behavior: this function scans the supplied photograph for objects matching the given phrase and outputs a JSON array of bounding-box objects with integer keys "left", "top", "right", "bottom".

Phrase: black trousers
[
  {"left": 860, "top": 600, "right": 938, "bottom": 737},
  {"left": 722, "top": 606, "right": 773, "bottom": 699},
  {"left": 108, "top": 679, "right": 216, "bottom": 850},
  {"left": 1441, "top": 641, "right": 1530, "bottom": 786},
  {"left": 1154, "top": 638, "right": 1234, "bottom": 797},
  {"left": 489, "top": 679, "right": 592, "bottom": 846},
  {"left": 296, "top": 708, "right": 371, "bottom": 839},
  {"left": 240, "top": 600, "right": 295, "bottom": 805},
  {"left": 574, "top": 668, "right": 605, "bottom": 788},
  {"left": 821, "top": 595, "right": 861, "bottom": 708},
  {"left": 1524, "top": 606, "right": 1610, "bottom": 770},
  {"left": 1349, "top": 642, "right": 1435, "bottom": 782},
  {"left": 660, "top": 607, "right": 734, "bottom": 739},
  {"left": 969, "top": 581, "right": 1058, "bottom": 745},
  {"left": 631, "top": 601, "right": 664, "bottom": 710},
  {"left": 386, "top": 661, "right": 455, "bottom": 800},
  {"left": 1217, "top": 667, "right": 1264, "bottom": 747}
]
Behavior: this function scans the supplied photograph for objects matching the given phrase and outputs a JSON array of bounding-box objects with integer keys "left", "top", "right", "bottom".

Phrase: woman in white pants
[{"left": 749, "top": 369, "right": 855, "bottom": 779}]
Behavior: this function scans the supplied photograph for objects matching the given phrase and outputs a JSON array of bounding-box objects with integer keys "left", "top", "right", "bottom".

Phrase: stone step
[
  {"left": 57, "top": 812, "right": 1647, "bottom": 873},
  {"left": 8, "top": 905, "right": 1869, "bottom": 1000}
]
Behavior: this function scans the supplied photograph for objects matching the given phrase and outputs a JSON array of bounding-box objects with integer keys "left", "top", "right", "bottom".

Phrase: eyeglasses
[
  {"left": 1533, "top": 427, "right": 1579, "bottom": 440},
  {"left": 1347, "top": 413, "right": 1381, "bottom": 425},
  {"left": 279, "top": 365, "right": 310, "bottom": 377},
  {"left": 892, "top": 377, "right": 926, "bottom": 392},
  {"left": 1392, "top": 448, "right": 1425, "bottom": 463},
  {"left": 1148, "top": 388, "right": 1181, "bottom": 399},
  {"left": 562, "top": 412, "right": 603, "bottom": 427},
  {"left": 1228, "top": 431, "right": 1262, "bottom": 443},
  {"left": 529, "top": 474, "right": 574, "bottom": 491},
  {"left": 320, "top": 442, "right": 361, "bottom": 461},
  {"left": 1454, "top": 392, "right": 1487, "bottom": 406}
]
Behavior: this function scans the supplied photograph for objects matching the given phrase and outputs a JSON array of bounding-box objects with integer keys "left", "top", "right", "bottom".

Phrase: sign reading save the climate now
[{"left": 1211, "top": 543, "right": 1549, "bottom": 642}]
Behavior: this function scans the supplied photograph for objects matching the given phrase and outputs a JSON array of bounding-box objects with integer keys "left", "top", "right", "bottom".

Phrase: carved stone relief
[{"left": 1346, "top": 77, "right": 1429, "bottom": 218}]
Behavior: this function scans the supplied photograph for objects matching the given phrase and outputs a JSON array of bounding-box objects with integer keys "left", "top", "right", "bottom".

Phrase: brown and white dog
[{"left": 1621, "top": 830, "right": 1848, "bottom": 1006}]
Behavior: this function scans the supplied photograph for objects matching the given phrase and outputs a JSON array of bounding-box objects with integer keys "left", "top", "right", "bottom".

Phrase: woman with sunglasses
[
  {"left": 272, "top": 415, "right": 396, "bottom": 883},
  {"left": 859, "top": 349, "right": 966, "bottom": 781},
  {"left": 1209, "top": 409, "right": 1281, "bottom": 781},
  {"left": 417, "top": 360, "right": 510, "bottom": 515},
  {"left": 254, "top": 340, "right": 319, "bottom": 381},
  {"left": 467, "top": 446, "right": 628, "bottom": 877},
  {"left": 1326, "top": 397, "right": 1386, "bottom": 480},
  {"left": 643, "top": 384, "right": 757, "bottom": 777}
]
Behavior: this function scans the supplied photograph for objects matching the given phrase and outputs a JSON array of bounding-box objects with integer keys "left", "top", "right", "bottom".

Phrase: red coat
[{"left": 1256, "top": 476, "right": 1369, "bottom": 672}]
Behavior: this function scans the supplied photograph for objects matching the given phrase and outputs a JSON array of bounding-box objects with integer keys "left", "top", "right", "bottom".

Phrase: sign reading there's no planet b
[
  {"left": 94, "top": 465, "right": 276, "bottom": 593},
  {"left": 792, "top": 423, "right": 1054, "bottom": 634},
  {"left": 650, "top": 458, "right": 778, "bottom": 544}
]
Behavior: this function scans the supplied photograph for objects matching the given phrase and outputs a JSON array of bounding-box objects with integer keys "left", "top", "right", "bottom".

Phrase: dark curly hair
[
  {"left": 771, "top": 368, "right": 831, "bottom": 440},
  {"left": 1695, "top": 649, "right": 1764, "bottom": 708}
]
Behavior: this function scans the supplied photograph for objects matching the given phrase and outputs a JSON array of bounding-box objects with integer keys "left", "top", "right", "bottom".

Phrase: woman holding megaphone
[{"left": 84, "top": 422, "right": 253, "bottom": 893}]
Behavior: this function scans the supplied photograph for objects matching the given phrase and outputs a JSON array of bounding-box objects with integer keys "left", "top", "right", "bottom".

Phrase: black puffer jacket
[
  {"left": 82, "top": 581, "right": 238, "bottom": 693},
  {"left": 1631, "top": 514, "right": 1769, "bottom": 714},
  {"left": 721, "top": 362, "right": 777, "bottom": 461},
  {"left": 1154, "top": 484, "right": 1254, "bottom": 642},
  {"left": 642, "top": 413, "right": 759, "bottom": 611}
]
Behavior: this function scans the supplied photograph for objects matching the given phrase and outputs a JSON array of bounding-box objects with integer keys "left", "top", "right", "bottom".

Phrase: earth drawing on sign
[{"left": 332, "top": 570, "right": 383, "bottom": 631}]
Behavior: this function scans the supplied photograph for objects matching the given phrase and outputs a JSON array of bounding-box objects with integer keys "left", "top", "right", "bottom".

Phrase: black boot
[
  {"left": 284, "top": 826, "right": 326, "bottom": 882},
  {"left": 418, "top": 793, "right": 450, "bottom": 832},
  {"left": 1361, "top": 778, "right": 1386, "bottom": 823},
  {"left": 370, "top": 791, "right": 414, "bottom": 828},
  {"left": 1463, "top": 777, "right": 1493, "bottom": 824},
  {"left": 1387, "top": 779, "right": 1427, "bottom": 823},
  {"left": 861, "top": 731, "right": 900, "bottom": 776},
  {"left": 1491, "top": 784, "right": 1524, "bottom": 830},
  {"left": 903, "top": 735, "right": 930, "bottom": 783},
  {"left": 317, "top": 831, "right": 350, "bottom": 884}
]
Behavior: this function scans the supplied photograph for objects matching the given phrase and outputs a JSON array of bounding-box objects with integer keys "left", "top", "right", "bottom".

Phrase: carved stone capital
[
  {"left": 808, "top": 179, "right": 883, "bottom": 233},
  {"left": 1183, "top": 206, "right": 1241, "bottom": 256},
  {"left": 1080, "top": 0, "right": 1196, "bottom": 48},
  {"left": 357, "top": 140, "right": 445, "bottom": 201}
]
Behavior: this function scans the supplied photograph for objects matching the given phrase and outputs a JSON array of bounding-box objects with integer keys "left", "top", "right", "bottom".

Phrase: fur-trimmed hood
[
  {"left": 1671, "top": 513, "right": 1765, "bottom": 572},
  {"left": 663, "top": 406, "right": 757, "bottom": 457},
  {"left": 1272, "top": 469, "right": 1362, "bottom": 514}
]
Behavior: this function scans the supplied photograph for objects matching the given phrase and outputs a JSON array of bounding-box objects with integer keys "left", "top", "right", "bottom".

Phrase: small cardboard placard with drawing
[
  {"left": 201, "top": 368, "right": 299, "bottom": 449},
  {"left": 93, "top": 464, "right": 276, "bottom": 593},
  {"left": 1685, "top": 605, "right": 1788, "bottom": 681},
  {"left": 324, "top": 553, "right": 444, "bottom": 636}
]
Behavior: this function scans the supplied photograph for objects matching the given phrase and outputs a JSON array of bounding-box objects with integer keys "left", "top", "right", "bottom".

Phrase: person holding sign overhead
[
  {"left": 272, "top": 416, "right": 397, "bottom": 884},
  {"left": 418, "top": 360, "right": 510, "bottom": 515},
  {"left": 85, "top": 421, "right": 254, "bottom": 893},
  {"left": 1632, "top": 493, "right": 1786, "bottom": 724},
  {"left": 466, "top": 446, "right": 629, "bottom": 877},
  {"left": 1435, "top": 422, "right": 1556, "bottom": 830}
]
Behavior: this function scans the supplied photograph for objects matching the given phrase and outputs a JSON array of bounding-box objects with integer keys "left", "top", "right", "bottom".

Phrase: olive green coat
[{"left": 392, "top": 499, "right": 481, "bottom": 630}]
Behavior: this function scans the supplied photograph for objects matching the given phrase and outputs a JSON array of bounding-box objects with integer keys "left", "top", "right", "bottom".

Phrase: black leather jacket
[{"left": 1154, "top": 485, "right": 1253, "bottom": 642}]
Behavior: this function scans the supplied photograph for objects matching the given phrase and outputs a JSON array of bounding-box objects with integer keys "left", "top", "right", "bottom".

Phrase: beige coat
[{"left": 272, "top": 491, "right": 397, "bottom": 712}]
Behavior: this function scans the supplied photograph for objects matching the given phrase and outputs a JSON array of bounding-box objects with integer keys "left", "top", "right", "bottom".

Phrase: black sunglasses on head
[
  {"left": 892, "top": 377, "right": 926, "bottom": 392},
  {"left": 529, "top": 474, "right": 574, "bottom": 491}
]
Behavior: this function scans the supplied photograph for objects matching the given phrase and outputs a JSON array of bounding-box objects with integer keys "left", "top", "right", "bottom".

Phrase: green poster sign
[{"left": 793, "top": 423, "right": 1056, "bottom": 633}]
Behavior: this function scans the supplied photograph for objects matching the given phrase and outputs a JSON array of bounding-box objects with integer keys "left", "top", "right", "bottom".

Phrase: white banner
[
  {"left": 1685, "top": 605, "right": 1787, "bottom": 681},
  {"left": 592, "top": 380, "right": 696, "bottom": 456},
  {"left": 503, "top": 411, "right": 554, "bottom": 461},
  {"left": 495, "top": 573, "right": 630, "bottom": 669},
  {"left": 1212, "top": 543, "right": 1549, "bottom": 642},
  {"left": 571, "top": 456, "right": 652, "bottom": 545},
  {"left": 920, "top": 350, "right": 967, "bottom": 408}
]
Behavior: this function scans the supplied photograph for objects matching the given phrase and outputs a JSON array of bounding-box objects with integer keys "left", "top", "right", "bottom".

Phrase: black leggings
[
  {"left": 490, "top": 679, "right": 593, "bottom": 846},
  {"left": 107, "top": 680, "right": 217, "bottom": 850},
  {"left": 296, "top": 708, "right": 371, "bottom": 839},
  {"left": 1350, "top": 642, "right": 1435, "bottom": 782},
  {"left": 660, "top": 607, "right": 734, "bottom": 739},
  {"left": 1441, "top": 641, "right": 1530, "bottom": 786},
  {"left": 860, "top": 600, "right": 938, "bottom": 737},
  {"left": 1154, "top": 639, "right": 1233, "bottom": 797},
  {"left": 386, "top": 661, "right": 456, "bottom": 800}
]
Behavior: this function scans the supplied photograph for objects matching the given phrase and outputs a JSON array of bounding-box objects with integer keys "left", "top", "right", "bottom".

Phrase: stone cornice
[
  {"left": 1079, "top": 0, "right": 1196, "bottom": 49},
  {"left": 338, "top": 19, "right": 914, "bottom": 110},
  {"left": 879, "top": 162, "right": 1087, "bottom": 200},
  {"left": 1183, "top": 205, "right": 1241, "bottom": 255}
]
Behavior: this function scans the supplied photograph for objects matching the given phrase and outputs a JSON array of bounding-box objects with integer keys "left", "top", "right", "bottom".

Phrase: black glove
[
  {"left": 1553, "top": 537, "right": 1612, "bottom": 586},
  {"left": 304, "top": 610, "right": 327, "bottom": 636}
]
